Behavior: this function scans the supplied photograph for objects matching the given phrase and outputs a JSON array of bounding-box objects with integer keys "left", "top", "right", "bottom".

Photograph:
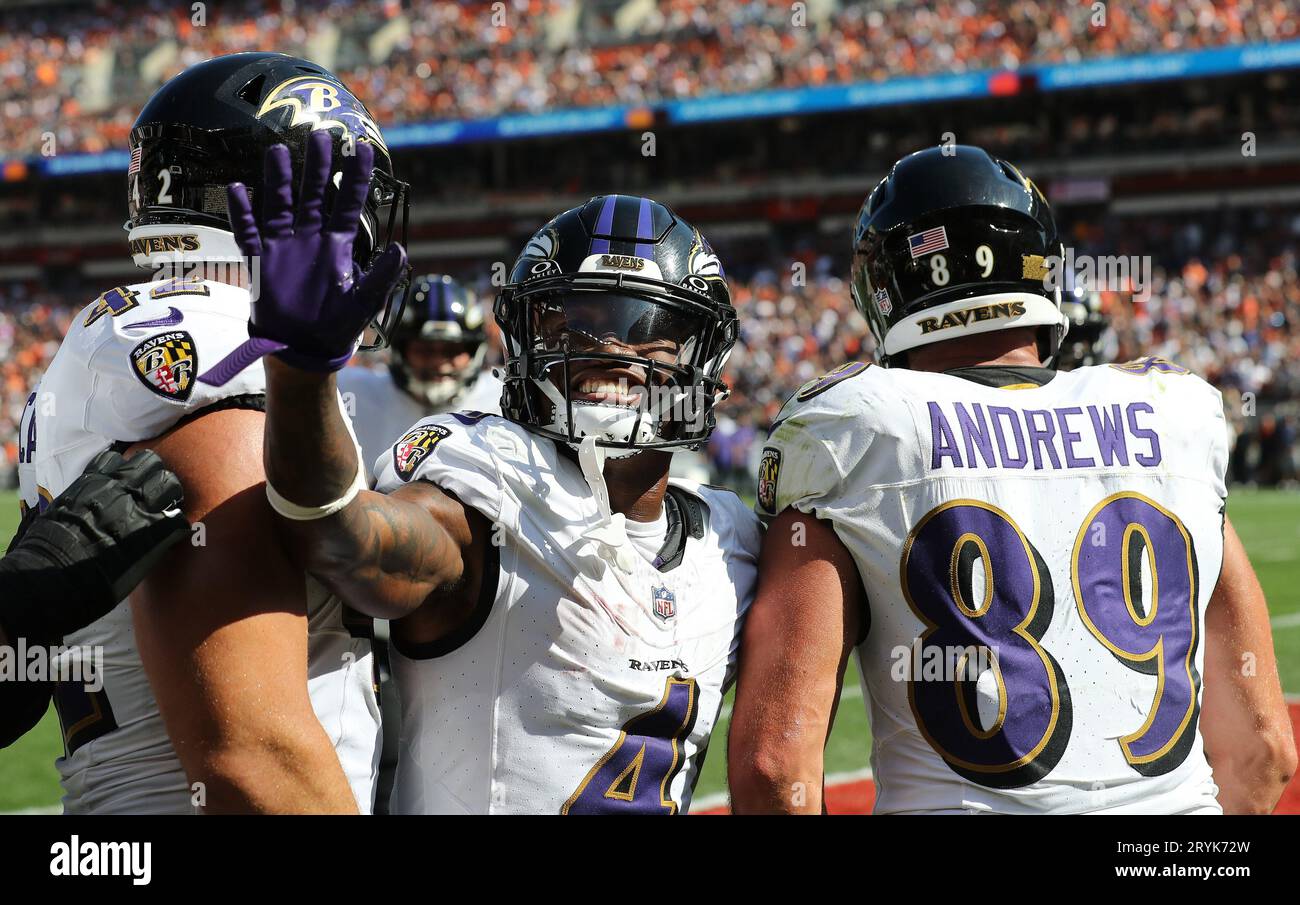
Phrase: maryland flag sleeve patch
[
  {"left": 130, "top": 330, "right": 197, "bottom": 402},
  {"left": 393, "top": 424, "right": 453, "bottom": 482},
  {"left": 756, "top": 446, "right": 782, "bottom": 515}
]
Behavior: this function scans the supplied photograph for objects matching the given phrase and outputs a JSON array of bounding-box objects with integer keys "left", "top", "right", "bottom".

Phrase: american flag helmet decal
[{"left": 907, "top": 225, "right": 948, "bottom": 259}]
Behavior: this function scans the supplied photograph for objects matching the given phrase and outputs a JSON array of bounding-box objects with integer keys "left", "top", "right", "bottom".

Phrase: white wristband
[{"left": 266, "top": 462, "right": 367, "bottom": 521}]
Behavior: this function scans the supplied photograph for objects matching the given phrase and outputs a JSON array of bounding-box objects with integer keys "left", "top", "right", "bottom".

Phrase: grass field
[{"left": 1, "top": 489, "right": 1298, "bottom": 812}]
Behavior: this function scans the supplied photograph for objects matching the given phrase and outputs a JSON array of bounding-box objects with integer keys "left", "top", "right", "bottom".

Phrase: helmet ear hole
[{"left": 236, "top": 74, "right": 266, "bottom": 105}]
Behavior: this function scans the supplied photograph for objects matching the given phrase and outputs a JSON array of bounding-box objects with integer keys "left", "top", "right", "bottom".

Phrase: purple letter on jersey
[{"left": 929, "top": 402, "right": 1162, "bottom": 471}]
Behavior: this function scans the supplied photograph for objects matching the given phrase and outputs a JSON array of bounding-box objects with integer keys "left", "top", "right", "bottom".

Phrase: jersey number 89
[{"left": 901, "top": 493, "right": 1200, "bottom": 789}]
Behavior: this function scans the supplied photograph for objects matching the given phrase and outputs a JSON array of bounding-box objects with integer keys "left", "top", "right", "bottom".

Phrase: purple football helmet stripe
[
  {"left": 589, "top": 194, "right": 617, "bottom": 255},
  {"left": 430, "top": 280, "right": 448, "bottom": 321},
  {"left": 634, "top": 196, "right": 654, "bottom": 258}
]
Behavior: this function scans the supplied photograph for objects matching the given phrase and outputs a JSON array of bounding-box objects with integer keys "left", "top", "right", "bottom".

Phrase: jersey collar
[{"left": 943, "top": 364, "right": 1056, "bottom": 389}]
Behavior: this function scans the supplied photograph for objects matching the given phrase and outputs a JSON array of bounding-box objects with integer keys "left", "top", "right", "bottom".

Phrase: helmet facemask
[
  {"left": 496, "top": 272, "right": 736, "bottom": 458},
  {"left": 354, "top": 164, "right": 411, "bottom": 351},
  {"left": 1056, "top": 286, "right": 1109, "bottom": 369}
]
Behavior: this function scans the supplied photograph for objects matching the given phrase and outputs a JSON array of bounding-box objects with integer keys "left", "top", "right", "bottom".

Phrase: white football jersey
[
  {"left": 372, "top": 414, "right": 759, "bottom": 814},
  {"left": 338, "top": 365, "right": 501, "bottom": 483},
  {"left": 759, "top": 359, "right": 1229, "bottom": 815},
  {"left": 16, "top": 277, "right": 380, "bottom": 814}
]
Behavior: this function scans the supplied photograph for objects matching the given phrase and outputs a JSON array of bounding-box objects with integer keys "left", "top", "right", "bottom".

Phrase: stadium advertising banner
[
  {"left": 663, "top": 71, "right": 989, "bottom": 124},
  {"left": 1036, "top": 37, "right": 1300, "bottom": 89}
]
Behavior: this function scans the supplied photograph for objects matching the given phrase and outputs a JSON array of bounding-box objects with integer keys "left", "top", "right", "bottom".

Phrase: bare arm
[
  {"left": 728, "top": 508, "right": 863, "bottom": 814},
  {"left": 1200, "top": 516, "right": 1297, "bottom": 814},
  {"left": 129, "top": 408, "right": 357, "bottom": 813},
  {"left": 262, "top": 357, "right": 483, "bottom": 622}
]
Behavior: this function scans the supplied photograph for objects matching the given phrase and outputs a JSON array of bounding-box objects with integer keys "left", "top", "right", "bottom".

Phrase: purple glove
[{"left": 198, "top": 131, "right": 407, "bottom": 385}]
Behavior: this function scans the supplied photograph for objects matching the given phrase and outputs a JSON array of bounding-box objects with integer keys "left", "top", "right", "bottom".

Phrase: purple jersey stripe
[{"left": 197, "top": 336, "right": 287, "bottom": 386}]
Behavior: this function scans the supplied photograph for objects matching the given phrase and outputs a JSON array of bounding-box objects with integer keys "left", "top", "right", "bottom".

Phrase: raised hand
[{"left": 198, "top": 130, "right": 407, "bottom": 385}]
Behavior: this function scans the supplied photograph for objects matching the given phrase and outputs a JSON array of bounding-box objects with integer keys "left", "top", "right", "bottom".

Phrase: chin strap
[{"left": 577, "top": 436, "right": 636, "bottom": 573}]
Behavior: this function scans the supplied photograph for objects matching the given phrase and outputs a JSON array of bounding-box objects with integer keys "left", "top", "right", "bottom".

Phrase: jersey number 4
[
  {"left": 902, "top": 493, "right": 1201, "bottom": 789},
  {"left": 562, "top": 677, "right": 700, "bottom": 814}
]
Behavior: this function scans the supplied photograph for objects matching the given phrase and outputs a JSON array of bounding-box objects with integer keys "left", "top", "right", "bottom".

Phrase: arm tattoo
[{"left": 263, "top": 360, "right": 466, "bottom": 617}]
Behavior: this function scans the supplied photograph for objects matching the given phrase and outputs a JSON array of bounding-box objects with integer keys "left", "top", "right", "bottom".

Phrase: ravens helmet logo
[{"left": 257, "top": 76, "right": 388, "bottom": 153}]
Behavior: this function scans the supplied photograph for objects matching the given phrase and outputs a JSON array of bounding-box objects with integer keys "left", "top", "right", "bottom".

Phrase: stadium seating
[{"left": 2, "top": 0, "right": 1297, "bottom": 156}]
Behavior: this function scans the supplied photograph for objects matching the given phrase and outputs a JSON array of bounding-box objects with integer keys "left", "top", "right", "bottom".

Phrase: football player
[
  {"left": 340, "top": 273, "right": 500, "bottom": 482},
  {"left": 210, "top": 144, "right": 759, "bottom": 813},
  {"left": 728, "top": 146, "right": 1296, "bottom": 814},
  {"left": 2, "top": 450, "right": 186, "bottom": 749},
  {"left": 17, "top": 52, "right": 408, "bottom": 813}
]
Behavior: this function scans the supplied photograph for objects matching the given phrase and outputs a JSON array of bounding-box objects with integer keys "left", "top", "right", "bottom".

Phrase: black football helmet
[
  {"left": 1057, "top": 283, "right": 1111, "bottom": 369},
  {"left": 851, "top": 145, "right": 1069, "bottom": 367},
  {"left": 390, "top": 274, "right": 488, "bottom": 407},
  {"left": 495, "top": 194, "right": 737, "bottom": 455},
  {"left": 127, "top": 51, "right": 410, "bottom": 347}
]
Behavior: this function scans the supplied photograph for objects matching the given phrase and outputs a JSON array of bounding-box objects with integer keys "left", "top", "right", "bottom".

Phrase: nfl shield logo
[
  {"left": 874, "top": 287, "right": 892, "bottom": 315},
  {"left": 652, "top": 586, "right": 676, "bottom": 622}
]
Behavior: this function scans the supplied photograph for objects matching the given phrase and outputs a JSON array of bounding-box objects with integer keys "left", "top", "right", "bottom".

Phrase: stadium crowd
[
  {"left": 3, "top": 0, "right": 1298, "bottom": 157},
  {"left": 0, "top": 288, "right": 72, "bottom": 478},
  {"left": 1, "top": 206, "right": 1297, "bottom": 489}
]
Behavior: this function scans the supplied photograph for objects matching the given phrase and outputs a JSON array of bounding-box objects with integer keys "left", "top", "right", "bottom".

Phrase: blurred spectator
[{"left": 0, "top": 284, "right": 75, "bottom": 486}]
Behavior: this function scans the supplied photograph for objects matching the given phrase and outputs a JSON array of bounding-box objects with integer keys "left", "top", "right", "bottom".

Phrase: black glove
[{"left": 0, "top": 449, "right": 190, "bottom": 645}]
